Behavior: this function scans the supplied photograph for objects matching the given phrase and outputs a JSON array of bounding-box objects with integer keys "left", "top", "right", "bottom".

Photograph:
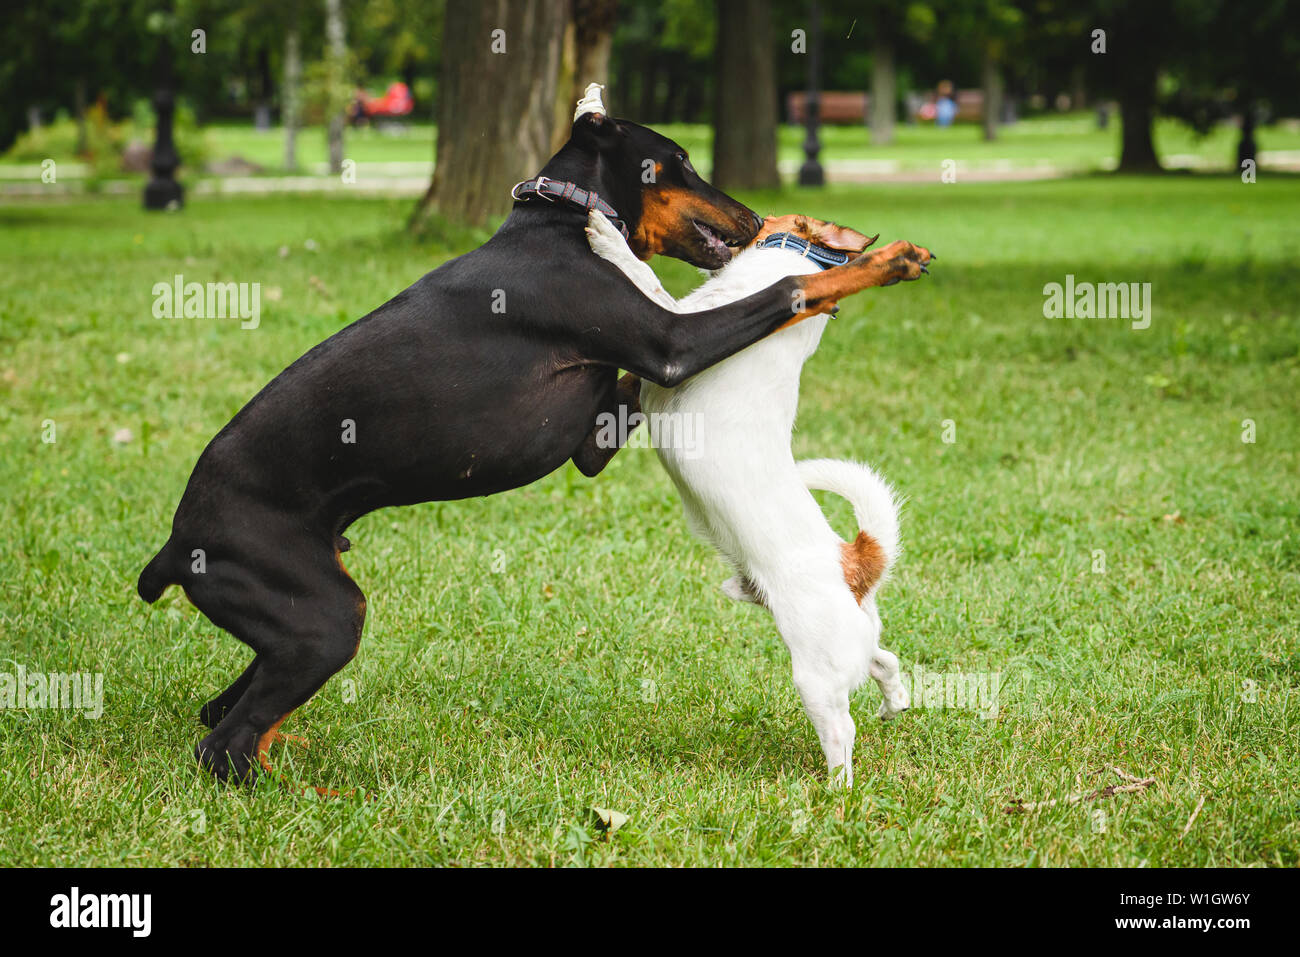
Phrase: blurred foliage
[
  {"left": 2, "top": 0, "right": 1298, "bottom": 157},
  {"left": 4, "top": 105, "right": 213, "bottom": 180}
]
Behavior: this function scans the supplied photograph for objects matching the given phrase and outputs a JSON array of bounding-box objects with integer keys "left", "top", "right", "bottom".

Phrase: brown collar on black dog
[{"left": 510, "top": 176, "right": 630, "bottom": 239}]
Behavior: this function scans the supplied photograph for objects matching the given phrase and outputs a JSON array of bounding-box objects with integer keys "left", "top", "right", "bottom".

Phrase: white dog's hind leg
[
  {"left": 871, "top": 647, "right": 910, "bottom": 720},
  {"left": 862, "top": 600, "right": 909, "bottom": 719}
]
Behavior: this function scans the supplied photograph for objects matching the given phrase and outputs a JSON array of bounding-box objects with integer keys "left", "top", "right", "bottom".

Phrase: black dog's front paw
[
  {"left": 198, "top": 700, "right": 227, "bottom": 729},
  {"left": 195, "top": 730, "right": 259, "bottom": 785}
]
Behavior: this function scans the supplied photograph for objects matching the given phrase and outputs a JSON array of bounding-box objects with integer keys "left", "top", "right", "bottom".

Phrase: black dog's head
[{"left": 561, "top": 112, "right": 761, "bottom": 269}]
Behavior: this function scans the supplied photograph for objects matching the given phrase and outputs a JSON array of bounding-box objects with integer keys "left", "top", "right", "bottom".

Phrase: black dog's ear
[{"left": 569, "top": 112, "right": 622, "bottom": 153}]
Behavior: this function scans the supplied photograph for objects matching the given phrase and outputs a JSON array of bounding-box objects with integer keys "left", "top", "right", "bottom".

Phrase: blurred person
[{"left": 935, "top": 80, "right": 956, "bottom": 127}]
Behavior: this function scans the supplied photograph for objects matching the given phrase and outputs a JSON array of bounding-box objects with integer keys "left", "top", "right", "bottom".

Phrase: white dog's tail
[{"left": 798, "top": 457, "right": 902, "bottom": 574}]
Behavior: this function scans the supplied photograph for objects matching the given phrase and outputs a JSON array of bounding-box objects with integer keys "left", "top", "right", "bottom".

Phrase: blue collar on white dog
[{"left": 755, "top": 232, "right": 851, "bottom": 270}]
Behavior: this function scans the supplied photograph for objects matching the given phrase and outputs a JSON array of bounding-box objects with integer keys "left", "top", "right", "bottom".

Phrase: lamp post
[
  {"left": 144, "top": 39, "right": 183, "bottom": 210},
  {"left": 798, "top": 0, "right": 825, "bottom": 186}
]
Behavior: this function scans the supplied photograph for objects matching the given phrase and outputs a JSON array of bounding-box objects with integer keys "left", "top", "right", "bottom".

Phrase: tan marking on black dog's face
[
  {"left": 630, "top": 184, "right": 760, "bottom": 269},
  {"left": 578, "top": 118, "right": 761, "bottom": 268}
]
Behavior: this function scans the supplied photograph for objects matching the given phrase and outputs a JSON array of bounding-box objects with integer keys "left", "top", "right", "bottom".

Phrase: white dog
[{"left": 586, "top": 209, "right": 912, "bottom": 785}]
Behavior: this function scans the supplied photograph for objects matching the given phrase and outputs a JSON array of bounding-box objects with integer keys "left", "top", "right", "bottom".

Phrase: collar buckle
[{"left": 510, "top": 175, "right": 556, "bottom": 202}]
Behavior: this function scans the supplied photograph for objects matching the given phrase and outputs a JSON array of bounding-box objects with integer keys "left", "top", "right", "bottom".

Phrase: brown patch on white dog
[{"left": 840, "top": 530, "right": 887, "bottom": 602}]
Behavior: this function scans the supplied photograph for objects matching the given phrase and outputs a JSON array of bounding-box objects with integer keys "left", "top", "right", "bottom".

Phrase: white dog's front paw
[
  {"left": 828, "top": 762, "right": 853, "bottom": 790},
  {"left": 585, "top": 209, "right": 627, "bottom": 259}
]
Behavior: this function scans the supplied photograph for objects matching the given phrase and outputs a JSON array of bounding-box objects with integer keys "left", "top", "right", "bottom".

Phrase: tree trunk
[
  {"left": 1116, "top": 63, "right": 1160, "bottom": 172},
  {"left": 712, "top": 0, "right": 779, "bottom": 190},
  {"left": 551, "top": 17, "right": 577, "bottom": 155},
  {"left": 663, "top": 55, "right": 684, "bottom": 123},
  {"left": 325, "top": 0, "right": 346, "bottom": 175},
  {"left": 1070, "top": 64, "right": 1087, "bottom": 111},
  {"left": 571, "top": 0, "right": 616, "bottom": 105},
  {"left": 615, "top": 42, "right": 634, "bottom": 114},
  {"left": 638, "top": 49, "right": 658, "bottom": 120},
  {"left": 981, "top": 48, "right": 1003, "bottom": 142},
  {"left": 409, "top": 0, "right": 569, "bottom": 232},
  {"left": 870, "top": 35, "right": 895, "bottom": 145},
  {"left": 254, "top": 46, "right": 273, "bottom": 131},
  {"left": 549, "top": 0, "right": 617, "bottom": 154},
  {"left": 283, "top": 25, "right": 302, "bottom": 171},
  {"left": 74, "top": 79, "right": 88, "bottom": 155}
]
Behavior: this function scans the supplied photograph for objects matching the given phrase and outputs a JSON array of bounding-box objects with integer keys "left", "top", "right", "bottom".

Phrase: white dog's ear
[{"left": 813, "top": 221, "right": 879, "bottom": 252}]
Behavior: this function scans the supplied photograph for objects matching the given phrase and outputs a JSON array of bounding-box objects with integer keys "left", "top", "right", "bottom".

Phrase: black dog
[{"left": 137, "top": 108, "right": 932, "bottom": 784}]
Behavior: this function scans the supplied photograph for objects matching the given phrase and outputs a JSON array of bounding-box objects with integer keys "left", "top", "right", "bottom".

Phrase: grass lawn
[{"left": 0, "top": 174, "right": 1297, "bottom": 866}]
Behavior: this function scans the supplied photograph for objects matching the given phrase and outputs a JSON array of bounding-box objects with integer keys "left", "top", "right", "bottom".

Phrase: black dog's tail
[{"left": 137, "top": 537, "right": 179, "bottom": 603}]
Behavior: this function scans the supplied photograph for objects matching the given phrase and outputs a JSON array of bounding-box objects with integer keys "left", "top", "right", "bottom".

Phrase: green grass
[{"left": 0, "top": 174, "right": 1297, "bottom": 866}]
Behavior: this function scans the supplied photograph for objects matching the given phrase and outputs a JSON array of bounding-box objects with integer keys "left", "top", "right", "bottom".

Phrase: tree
[
  {"left": 283, "top": 13, "right": 303, "bottom": 171},
  {"left": 952, "top": 0, "right": 1023, "bottom": 142},
  {"left": 712, "top": 0, "right": 779, "bottom": 190},
  {"left": 1109, "top": 14, "right": 1161, "bottom": 170},
  {"left": 1078, "top": 0, "right": 1224, "bottom": 172},
  {"left": 550, "top": 0, "right": 619, "bottom": 154},
  {"left": 551, "top": 0, "right": 618, "bottom": 151},
  {"left": 0, "top": 0, "right": 158, "bottom": 154},
  {"left": 409, "top": 0, "right": 569, "bottom": 232},
  {"left": 870, "top": 32, "right": 895, "bottom": 146},
  {"left": 863, "top": 3, "right": 937, "bottom": 149},
  {"left": 609, "top": 0, "right": 715, "bottom": 124},
  {"left": 980, "top": 44, "right": 1004, "bottom": 141},
  {"left": 1160, "top": 0, "right": 1300, "bottom": 169},
  {"left": 571, "top": 0, "right": 618, "bottom": 105},
  {"left": 324, "top": 0, "right": 347, "bottom": 175}
]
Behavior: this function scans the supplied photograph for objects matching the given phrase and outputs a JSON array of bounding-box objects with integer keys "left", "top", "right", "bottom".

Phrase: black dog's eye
[{"left": 677, "top": 152, "right": 696, "bottom": 175}]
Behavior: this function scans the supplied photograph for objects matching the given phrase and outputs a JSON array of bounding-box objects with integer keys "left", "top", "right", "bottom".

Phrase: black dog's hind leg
[
  {"left": 200, "top": 656, "right": 260, "bottom": 728},
  {"left": 192, "top": 542, "right": 366, "bottom": 785}
]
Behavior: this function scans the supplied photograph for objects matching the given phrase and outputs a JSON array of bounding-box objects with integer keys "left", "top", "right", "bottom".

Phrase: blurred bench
[
  {"left": 787, "top": 89, "right": 987, "bottom": 125},
  {"left": 951, "top": 90, "right": 984, "bottom": 122},
  {"left": 786, "top": 91, "right": 869, "bottom": 125}
]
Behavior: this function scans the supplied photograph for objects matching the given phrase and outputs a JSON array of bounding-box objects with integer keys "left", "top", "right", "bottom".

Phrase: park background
[{"left": 0, "top": 0, "right": 1296, "bottom": 866}]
